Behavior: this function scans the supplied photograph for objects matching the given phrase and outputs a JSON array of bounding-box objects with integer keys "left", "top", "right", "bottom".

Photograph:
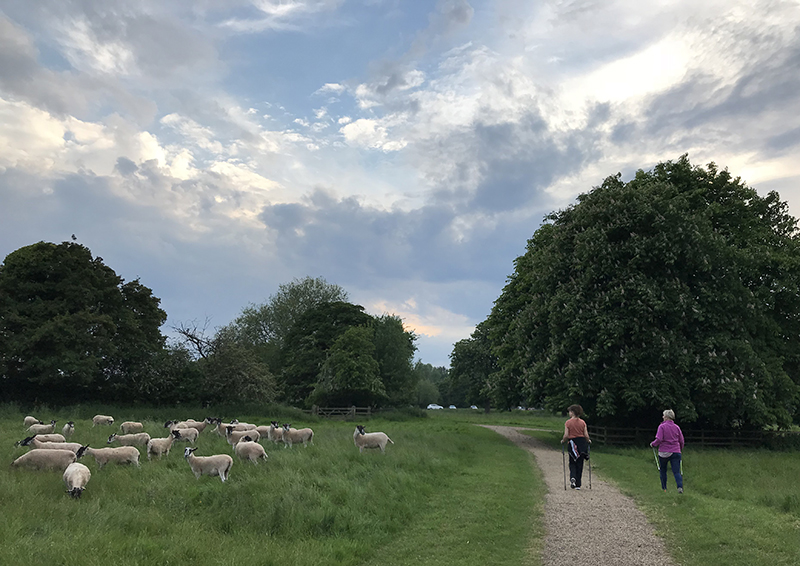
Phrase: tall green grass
[{"left": 0, "top": 406, "right": 546, "bottom": 566}]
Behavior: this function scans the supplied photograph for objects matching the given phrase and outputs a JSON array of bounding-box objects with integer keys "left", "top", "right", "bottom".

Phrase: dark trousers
[
  {"left": 658, "top": 453, "right": 683, "bottom": 490},
  {"left": 568, "top": 437, "right": 589, "bottom": 487}
]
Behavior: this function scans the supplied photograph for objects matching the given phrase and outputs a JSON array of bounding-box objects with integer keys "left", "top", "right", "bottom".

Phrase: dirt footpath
[{"left": 482, "top": 426, "right": 677, "bottom": 566}]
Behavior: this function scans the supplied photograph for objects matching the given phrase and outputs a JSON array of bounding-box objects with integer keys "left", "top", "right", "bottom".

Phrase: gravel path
[{"left": 482, "top": 426, "right": 677, "bottom": 566}]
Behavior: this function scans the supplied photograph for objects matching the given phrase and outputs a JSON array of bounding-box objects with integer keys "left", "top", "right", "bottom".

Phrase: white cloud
[{"left": 340, "top": 118, "right": 407, "bottom": 152}]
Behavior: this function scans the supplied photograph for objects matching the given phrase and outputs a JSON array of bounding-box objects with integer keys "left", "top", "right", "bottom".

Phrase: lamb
[
  {"left": 76, "top": 445, "right": 140, "bottom": 469},
  {"left": 62, "top": 421, "right": 75, "bottom": 438},
  {"left": 11, "top": 448, "right": 76, "bottom": 471},
  {"left": 63, "top": 462, "right": 91, "bottom": 498},
  {"left": 172, "top": 427, "right": 200, "bottom": 444},
  {"left": 92, "top": 415, "right": 114, "bottom": 427},
  {"left": 18, "top": 436, "right": 83, "bottom": 453},
  {"left": 23, "top": 416, "right": 42, "bottom": 427},
  {"left": 226, "top": 426, "right": 260, "bottom": 449},
  {"left": 281, "top": 424, "right": 314, "bottom": 448},
  {"left": 146, "top": 431, "right": 178, "bottom": 460},
  {"left": 353, "top": 425, "right": 394, "bottom": 454},
  {"left": 108, "top": 432, "right": 151, "bottom": 447},
  {"left": 119, "top": 421, "right": 144, "bottom": 434},
  {"left": 27, "top": 420, "right": 57, "bottom": 435},
  {"left": 184, "top": 447, "right": 233, "bottom": 482},
  {"left": 33, "top": 433, "right": 66, "bottom": 443},
  {"left": 234, "top": 436, "right": 268, "bottom": 463},
  {"left": 267, "top": 421, "right": 284, "bottom": 444}
]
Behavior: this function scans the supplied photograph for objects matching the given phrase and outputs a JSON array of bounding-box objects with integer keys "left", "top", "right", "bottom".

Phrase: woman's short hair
[
  {"left": 568, "top": 404, "right": 584, "bottom": 417},
  {"left": 663, "top": 409, "right": 675, "bottom": 421}
]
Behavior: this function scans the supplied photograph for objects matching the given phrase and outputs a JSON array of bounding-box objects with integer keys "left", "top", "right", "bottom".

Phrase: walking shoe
[
  {"left": 575, "top": 486, "right": 581, "bottom": 490},
  {"left": 570, "top": 478, "right": 576, "bottom": 489},
  {"left": 678, "top": 487, "right": 683, "bottom": 494}
]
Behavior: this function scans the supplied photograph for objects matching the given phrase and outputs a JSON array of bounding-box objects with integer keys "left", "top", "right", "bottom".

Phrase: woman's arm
[{"left": 561, "top": 422, "right": 569, "bottom": 443}]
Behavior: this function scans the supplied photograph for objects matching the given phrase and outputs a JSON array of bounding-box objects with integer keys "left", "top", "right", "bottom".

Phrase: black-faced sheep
[
  {"left": 184, "top": 447, "right": 233, "bottom": 482},
  {"left": 353, "top": 425, "right": 394, "bottom": 454}
]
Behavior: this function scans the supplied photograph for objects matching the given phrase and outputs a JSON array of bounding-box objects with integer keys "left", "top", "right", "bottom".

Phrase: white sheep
[
  {"left": 27, "top": 420, "right": 57, "bottom": 435},
  {"left": 184, "top": 447, "right": 233, "bottom": 482},
  {"left": 147, "top": 432, "right": 178, "bottom": 460},
  {"left": 108, "top": 432, "right": 151, "bottom": 447},
  {"left": 11, "top": 448, "right": 76, "bottom": 471},
  {"left": 267, "top": 421, "right": 284, "bottom": 444},
  {"left": 255, "top": 425, "right": 271, "bottom": 439},
  {"left": 353, "top": 425, "right": 394, "bottom": 454},
  {"left": 23, "top": 416, "right": 42, "bottom": 427},
  {"left": 172, "top": 427, "right": 200, "bottom": 444},
  {"left": 119, "top": 421, "right": 144, "bottom": 434},
  {"left": 76, "top": 445, "right": 140, "bottom": 469},
  {"left": 63, "top": 462, "right": 91, "bottom": 498},
  {"left": 18, "top": 435, "right": 83, "bottom": 453},
  {"left": 214, "top": 419, "right": 256, "bottom": 436},
  {"left": 281, "top": 424, "right": 314, "bottom": 448},
  {"left": 62, "top": 422, "right": 75, "bottom": 438},
  {"left": 92, "top": 415, "right": 114, "bottom": 427},
  {"left": 225, "top": 427, "right": 261, "bottom": 450},
  {"left": 234, "top": 436, "right": 268, "bottom": 464},
  {"left": 33, "top": 433, "right": 66, "bottom": 443}
]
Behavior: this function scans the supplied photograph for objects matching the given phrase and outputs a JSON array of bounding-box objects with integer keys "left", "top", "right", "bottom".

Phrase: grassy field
[
  {"left": 523, "top": 427, "right": 800, "bottom": 566},
  {"left": 0, "top": 405, "right": 548, "bottom": 566}
]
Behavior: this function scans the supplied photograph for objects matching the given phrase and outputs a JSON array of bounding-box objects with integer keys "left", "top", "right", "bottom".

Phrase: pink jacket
[{"left": 650, "top": 420, "right": 684, "bottom": 453}]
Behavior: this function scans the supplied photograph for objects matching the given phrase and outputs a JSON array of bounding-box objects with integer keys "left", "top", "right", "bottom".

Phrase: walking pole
[
  {"left": 561, "top": 442, "right": 567, "bottom": 490},
  {"left": 588, "top": 456, "right": 592, "bottom": 489},
  {"left": 652, "top": 446, "right": 660, "bottom": 471}
]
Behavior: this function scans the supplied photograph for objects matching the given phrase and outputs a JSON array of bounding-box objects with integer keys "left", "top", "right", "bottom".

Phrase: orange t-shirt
[{"left": 565, "top": 417, "right": 588, "bottom": 439}]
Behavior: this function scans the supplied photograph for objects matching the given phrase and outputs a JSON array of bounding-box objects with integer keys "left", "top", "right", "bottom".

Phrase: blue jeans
[{"left": 658, "top": 453, "right": 683, "bottom": 490}]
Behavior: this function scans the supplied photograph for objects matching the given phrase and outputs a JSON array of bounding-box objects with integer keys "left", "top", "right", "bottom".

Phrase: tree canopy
[{"left": 483, "top": 156, "right": 800, "bottom": 429}]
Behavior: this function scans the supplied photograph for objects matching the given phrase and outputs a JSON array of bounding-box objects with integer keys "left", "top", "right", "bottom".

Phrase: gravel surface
[{"left": 482, "top": 426, "right": 677, "bottom": 566}]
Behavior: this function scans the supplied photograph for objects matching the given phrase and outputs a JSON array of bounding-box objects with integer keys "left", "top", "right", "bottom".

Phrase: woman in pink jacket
[{"left": 650, "top": 409, "right": 684, "bottom": 493}]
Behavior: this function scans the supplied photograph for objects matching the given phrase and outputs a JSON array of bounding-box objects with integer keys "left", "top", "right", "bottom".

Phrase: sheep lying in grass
[
  {"left": 172, "top": 427, "right": 199, "bottom": 444},
  {"left": 234, "top": 436, "right": 268, "bottom": 464},
  {"left": 147, "top": 432, "right": 178, "bottom": 460},
  {"left": 63, "top": 462, "right": 91, "bottom": 498},
  {"left": 62, "top": 422, "right": 75, "bottom": 438},
  {"left": 77, "top": 445, "right": 140, "bottom": 469},
  {"left": 23, "top": 416, "right": 41, "bottom": 427},
  {"left": 108, "top": 432, "right": 151, "bottom": 447},
  {"left": 27, "top": 420, "right": 57, "bottom": 435},
  {"left": 184, "top": 447, "right": 233, "bottom": 482},
  {"left": 281, "top": 424, "right": 314, "bottom": 448},
  {"left": 226, "top": 427, "right": 260, "bottom": 449},
  {"left": 11, "top": 448, "right": 76, "bottom": 471},
  {"left": 268, "top": 421, "right": 284, "bottom": 444},
  {"left": 18, "top": 436, "right": 83, "bottom": 453},
  {"left": 92, "top": 415, "right": 114, "bottom": 427},
  {"left": 353, "top": 425, "right": 394, "bottom": 454},
  {"left": 33, "top": 433, "right": 66, "bottom": 443},
  {"left": 120, "top": 421, "right": 144, "bottom": 434}
]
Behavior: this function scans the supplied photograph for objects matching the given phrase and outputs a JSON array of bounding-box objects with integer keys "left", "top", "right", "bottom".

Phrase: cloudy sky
[{"left": 2, "top": 1, "right": 800, "bottom": 367}]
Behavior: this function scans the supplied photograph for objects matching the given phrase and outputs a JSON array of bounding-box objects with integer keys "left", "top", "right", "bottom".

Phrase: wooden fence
[
  {"left": 303, "top": 406, "right": 372, "bottom": 419},
  {"left": 589, "top": 426, "right": 800, "bottom": 448}
]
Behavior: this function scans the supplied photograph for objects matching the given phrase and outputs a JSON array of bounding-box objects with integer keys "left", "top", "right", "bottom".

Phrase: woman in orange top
[{"left": 561, "top": 404, "right": 591, "bottom": 489}]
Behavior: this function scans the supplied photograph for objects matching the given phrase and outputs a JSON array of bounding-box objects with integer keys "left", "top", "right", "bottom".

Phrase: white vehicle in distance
[
  {"left": 448, "top": 405, "right": 457, "bottom": 409},
  {"left": 470, "top": 405, "right": 479, "bottom": 410},
  {"left": 427, "top": 404, "right": 444, "bottom": 410}
]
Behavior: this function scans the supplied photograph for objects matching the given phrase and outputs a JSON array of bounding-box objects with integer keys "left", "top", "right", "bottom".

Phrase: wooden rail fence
[
  {"left": 589, "top": 426, "right": 800, "bottom": 448},
  {"left": 303, "top": 406, "right": 372, "bottom": 419}
]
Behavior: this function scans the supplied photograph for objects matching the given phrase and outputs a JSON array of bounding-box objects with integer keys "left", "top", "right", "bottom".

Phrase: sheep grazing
[
  {"left": 234, "top": 436, "right": 268, "bottom": 464},
  {"left": 33, "top": 433, "right": 66, "bottom": 443},
  {"left": 23, "top": 416, "right": 42, "bottom": 427},
  {"left": 146, "top": 432, "right": 178, "bottom": 460},
  {"left": 184, "top": 447, "right": 233, "bottom": 482},
  {"left": 76, "top": 445, "right": 140, "bottom": 469},
  {"left": 108, "top": 432, "right": 151, "bottom": 447},
  {"left": 92, "top": 415, "right": 114, "bottom": 427},
  {"left": 11, "top": 449, "right": 76, "bottom": 471},
  {"left": 267, "top": 421, "right": 284, "bottom": 444},
  {"left": 18, "top": 436, "right": 83, "bottom": 453},
  {"left": 62, "top": 422, "right": 75, "bottom": 438},
  {"left": 281, "top": 424, "right": 314, "bottom": 448},
  {"left": 27, "top": 420, "right": 57, "bottom": 435},
  {"left": 119, "top": 421, "right": 144, "bottom": 434},
  {"left": 353, "top": 425, "right": 394, "bottom": 454},
  {"left": 63, "top": 462, "right": 91, "bottom": 498},
  {"left": 215, "top": 419, "right": 256, "bottom": 436},
  {"left": 172, "top": 427, "right": 200, "bottom": 444},
  {"left": 226, "top": 427, "right": 260, "bottom": 450}
]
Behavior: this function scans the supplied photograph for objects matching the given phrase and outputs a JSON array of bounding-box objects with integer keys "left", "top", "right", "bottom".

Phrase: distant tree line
[
  {"left": 0, "top": 243, "right": 448, "bottom": 409},
  {"left": 449, "top": 156, "right": 800, "bottom": 429}
]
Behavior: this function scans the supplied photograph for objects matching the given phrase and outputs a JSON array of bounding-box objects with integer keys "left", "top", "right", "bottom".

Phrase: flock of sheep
[{"left": 11, "top": 415, "right": 394, "bottom": 499}]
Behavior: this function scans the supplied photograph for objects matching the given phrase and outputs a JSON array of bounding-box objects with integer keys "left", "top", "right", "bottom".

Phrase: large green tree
[
  {"left": 449, "top": 322, "right": 496, "bottom": 410},
  {"left": 373, "top": 314, "right": 418, "bottom": 406},
  {"left": 486, "top": 156, "right": 800, "bottom": 429},
  {"left": 0, "top": 241, "right": 167, "bottom": 403}
]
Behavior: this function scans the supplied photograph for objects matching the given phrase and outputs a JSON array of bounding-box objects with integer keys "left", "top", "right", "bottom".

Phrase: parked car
[
  {"left": 448, "top": 405, "right": 457, "bottom": 409},
  {"left": 470, "top": 405, "right": 479, "bottom": 410},
  {"left": 427, "top": 404, "right": 443, "bottom": 410}
]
